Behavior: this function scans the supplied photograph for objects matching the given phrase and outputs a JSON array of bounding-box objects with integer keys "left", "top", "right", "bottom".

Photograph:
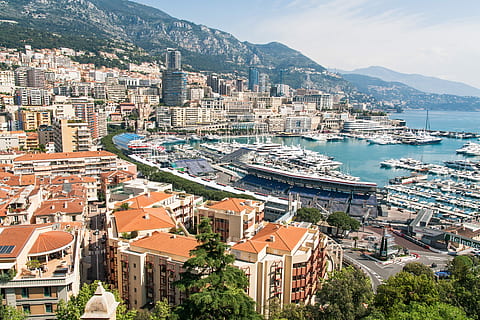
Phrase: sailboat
[{"left": 409, "top": 110, "right": 443, "bottom": 145}]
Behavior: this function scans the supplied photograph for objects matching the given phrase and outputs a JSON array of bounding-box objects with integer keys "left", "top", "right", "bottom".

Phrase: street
[{"left": 87, "top": 205, "right": 106, "bottom": 282}]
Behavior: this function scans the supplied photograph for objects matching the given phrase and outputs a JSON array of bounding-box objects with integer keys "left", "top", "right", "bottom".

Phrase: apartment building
[
  {"left": 20, "top": 109, "right": 52, "bottom": 131},
  {"left": 196, "top": 198, "right": 265, "bottom": 242},
  {"left": 231, "top": 223, "right": 330, "bottom": 313},
  {"left": 107, "top": 231, "right": 196, "bottom": 309},
  {"left": 12, "top": 151, "right": 117, "bottom": 179},
  {"left": 0, "top": 223, "right": 82, "bottom": 320},
  {"left": 53, "top": 119, "right": 92, "bottom": 152}
]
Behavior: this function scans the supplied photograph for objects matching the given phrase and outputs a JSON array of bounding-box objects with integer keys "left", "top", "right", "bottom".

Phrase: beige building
[
  {"left": 106, "top": 222, "right": 338, "bottom": 316},
  {"left": 107, "top": 231, "right": 196, "bottom": 309},
  {"left": 53, "top": 118, "right": 93, "bottom": 152},
  {"left": 196, "top": 198, "right": 265, "bottom": 242},
  {"left": 21, "top": 109, "right": 52, "bottom": 131},
  {"left": 231, "top": 223, "right": 332, "bottom": 313},
  {"left": 0, "top": 223, "right": 82, "bottom": 320}
]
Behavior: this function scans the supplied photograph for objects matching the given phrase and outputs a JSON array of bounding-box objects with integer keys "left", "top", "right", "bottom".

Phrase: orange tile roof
[
  {"left": 34, "top": 199, "right": 85, "bottom": 217},
  {"left": 0, "top": 225, "right": 38, "bottom": 258},
  {"left": 114, "top": 207, "right": 175, "bottom": 233},
  {"left": 14, "top": 151, "right": 116, "bottom": 162},
  {"left": 231, "top": 240, "right": 267, "bottom": 254},
  {"left": 233, "top": 223, "right": 308, "bottom": 253},
  {"left": 29, "top": 231, "right": 74, "bottom": 255},
  {"left": 207, "top": 198, "right": 260, "bottom": 214},
  {"left": 0, "top": 174, "right": 36, "bottom": 187},
  {"left": 131, "top": 231, "right": 197, "bottom": 258},
  {"left": 115, "top": 192, "right": 174, "bottom": 209}
]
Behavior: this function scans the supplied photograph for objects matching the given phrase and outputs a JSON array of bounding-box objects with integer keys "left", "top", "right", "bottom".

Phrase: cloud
[{"left": 250, "top": 0, "right": 480, "bottom": 87}]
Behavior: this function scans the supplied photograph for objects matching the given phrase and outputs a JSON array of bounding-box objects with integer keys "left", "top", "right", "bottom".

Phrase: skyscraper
[
  {"left": 166, "top": 48, "right": 182, "bottom": 71},
  {"left": 162, "top": 49, "right": 187, "bottom": 106},
  {"left": 248, "top": 67, "right": 259, "bottom": 92}
]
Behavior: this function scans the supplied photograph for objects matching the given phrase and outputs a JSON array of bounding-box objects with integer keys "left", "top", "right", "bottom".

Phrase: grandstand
[{"left": 239, "top": 175, "right": 290, "bottom": 193}]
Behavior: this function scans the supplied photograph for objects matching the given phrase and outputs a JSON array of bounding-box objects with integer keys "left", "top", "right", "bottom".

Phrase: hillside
[
  {"left": 342, "top": 66, "right": 480, "bottom": 97},
  {"left": 0, "top": 0, "right": 351, "bottom": 91},
  {"left": 343, "top": 73, "right": 480, "bottom": 111}
]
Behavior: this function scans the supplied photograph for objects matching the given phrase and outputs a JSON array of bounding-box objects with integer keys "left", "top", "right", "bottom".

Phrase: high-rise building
[
  {"left": 248, "top": 67, "right": 259, "bottom": 92},
  {"left": 165, "top": 48, "right": 182, "bottom": 71},
  {"left": 162, "top": 49, "right": 187, "bottom": 106},
  {"left": 53, "top": 118, "right": 93, "bottom": 152}
]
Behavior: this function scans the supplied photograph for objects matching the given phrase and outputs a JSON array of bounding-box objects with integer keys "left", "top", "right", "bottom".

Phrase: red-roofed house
[{"left": 33, "top": 198, "right": 87, "bottom": 224}]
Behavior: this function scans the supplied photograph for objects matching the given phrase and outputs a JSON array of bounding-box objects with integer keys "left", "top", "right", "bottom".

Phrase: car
[{"left": 93, "top": 229, "right": 99, "bottom": 235}]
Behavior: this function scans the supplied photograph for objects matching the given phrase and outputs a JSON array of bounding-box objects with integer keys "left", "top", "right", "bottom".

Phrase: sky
[{"left": 135, "top": 0, "right": 480, "bottom": 88}]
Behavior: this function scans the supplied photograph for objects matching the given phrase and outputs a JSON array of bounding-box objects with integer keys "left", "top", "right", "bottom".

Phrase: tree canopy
[
  {"left": 326, "top": 212, "right": 361, "bottom": 236},
  {"left": 174, "top": 218, "right": 262, "bottom": 320},
  {"left": 316, "top": 266, "right": 373, "bottom": 320},
  {"left": 295, "top": 207, "right": 324, "bottom": 224}
]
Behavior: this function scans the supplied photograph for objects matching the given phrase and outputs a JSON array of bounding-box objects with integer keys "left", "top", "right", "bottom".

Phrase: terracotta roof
[
  {"left": 114, "top": 207, "right": 175, "bottom": 233},
  {"left": 234, "top": 223, "right": 308, "bottom": 253},
  {"left": 231, "top": 240, "right": 267, "bottom": 254},
  {"left": 1, "top": 174, "right": 36, "bottom": 186},
  {"left": 14, "top": 151, "right": 116, "bottom": 162},
  {"left": 34, "top": 199, "right": 85, "bottom": 217},
  {"left": 0, "top": 225, "right": 37, "bottom": 258},
  {"left": 29, "top": 231, "right": 74, "bottom": 255},
  {"left": 115, "top": 192, "right": 174, "bottom": 209},
  {"left": 131, "top": 231, "right": 197, "bottom": 258},
  {"left": 207, "top": 198, "right": 260, "bottom": 214}
]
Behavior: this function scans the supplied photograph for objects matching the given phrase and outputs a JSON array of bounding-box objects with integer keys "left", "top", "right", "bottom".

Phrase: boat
[
  {"left": 204, "top": 134, "right": 221, "bottom": 141},
  {"left": 369, "top": 134, "right": 400, "bottom": 145}
]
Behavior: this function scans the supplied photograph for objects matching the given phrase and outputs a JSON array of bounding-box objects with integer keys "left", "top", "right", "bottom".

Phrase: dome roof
[
  {"left": 81, "top": 282, "right": 119, "bottom": 319},
  {"left": 29, "top": 231, "right": 74, "bottom": 255}
]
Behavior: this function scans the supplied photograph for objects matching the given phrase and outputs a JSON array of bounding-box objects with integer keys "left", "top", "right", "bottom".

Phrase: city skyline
[{"left": 135, "top": 0, "right": 480, "bottom": 88}]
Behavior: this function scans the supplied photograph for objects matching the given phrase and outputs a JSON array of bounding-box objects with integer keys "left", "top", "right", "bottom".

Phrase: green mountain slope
[{"left": 0, "top": 0, "right": 341, "bottom": 90}]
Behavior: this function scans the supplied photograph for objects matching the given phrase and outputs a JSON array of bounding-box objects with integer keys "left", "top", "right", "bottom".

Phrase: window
[
  {"left": 44, "top": 287, "right": 51, "bottom": 297},
  {"left": 21, "top": 287, "right": 29, "bottom": 298},
  {"left": 45, "top": 303, "right": 53, "bottom": 313},
  {"left": 22, "top": 305, "right": 30, "bottom": 313}
]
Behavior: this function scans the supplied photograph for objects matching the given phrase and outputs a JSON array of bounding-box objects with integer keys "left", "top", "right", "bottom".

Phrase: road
[
  {"left": 87, "top": 205, "right": 106, "bottom": 282},
  {"left": 342, "top": 226, "right": 451, "bottom": 289}
]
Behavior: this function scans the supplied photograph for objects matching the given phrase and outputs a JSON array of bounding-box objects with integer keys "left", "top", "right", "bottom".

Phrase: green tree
[
  {"left": 174, "top": 218, "right": 262, "bottom": 320},
  {"left": 56, "top": 281, "right": 136, "bottom": 320},
  {"left": 295, "top": 207, "right": 323, "bottom": 224},
  {"left": 0, "top": 296, "right": 26, "bottom": 320},
  {"left": 326, "top": 212, "right": 360, "bottom": 236},
  {"left": 374, "top": 271, "right": 439, "bottom": 317},
  {"left": 402, "top": 262, "right": 434, "bottom": 278},
  {"left": 316, "top": 266, "right": 373, "bottom": 320},
  {"left": 447, "top": 256, "right": 480, "bottom": 319},
  {"left": 388, "top": 302, "right": 472, "bottom": 320}
]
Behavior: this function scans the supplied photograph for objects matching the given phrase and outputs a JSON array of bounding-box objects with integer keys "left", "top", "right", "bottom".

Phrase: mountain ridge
[
  {"left": 0, "top": 0, "right": 349, "bottom": 91},
  {"left": 341, "top": 66, "right": 480, "bottom": 97}
]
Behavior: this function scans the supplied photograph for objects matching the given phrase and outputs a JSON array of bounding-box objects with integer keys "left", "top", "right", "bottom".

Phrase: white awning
[{"left": 0, "top": 262, "right": 15, "bottom": 269}]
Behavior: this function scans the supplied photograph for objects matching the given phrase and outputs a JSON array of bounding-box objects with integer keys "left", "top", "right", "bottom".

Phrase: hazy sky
[{"left": 135, "top": 0, "right": 480, "bottom": 88}]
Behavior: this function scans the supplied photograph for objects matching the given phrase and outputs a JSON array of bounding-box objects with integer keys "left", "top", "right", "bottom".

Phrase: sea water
[{"left": 229, "top": 110, "right": 480, "bottom": 187}]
